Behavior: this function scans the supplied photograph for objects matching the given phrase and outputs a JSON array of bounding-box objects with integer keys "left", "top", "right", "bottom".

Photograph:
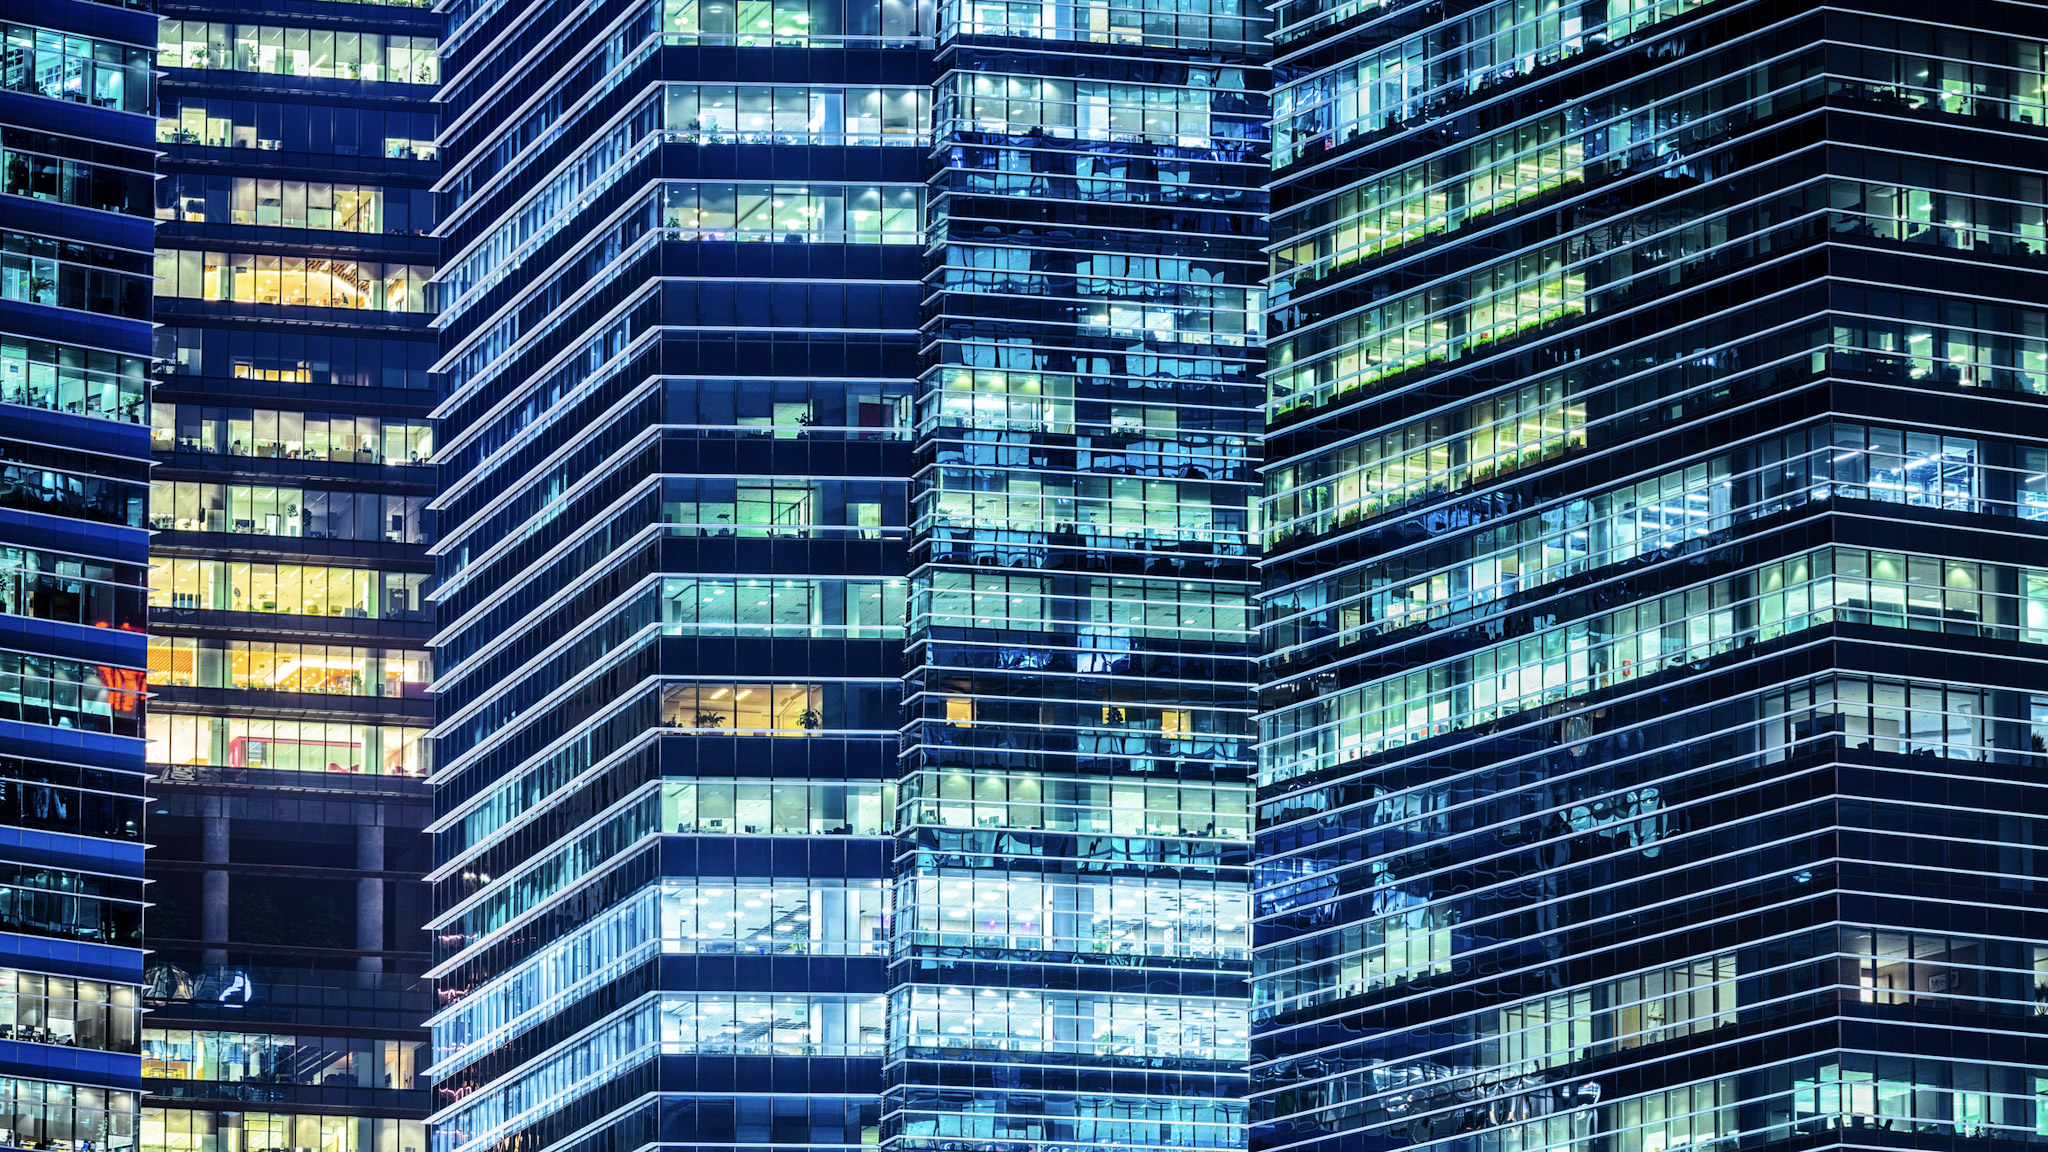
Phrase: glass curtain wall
[
  {"left": 0, "top": 0, "right": 157, "bottom": 1136},
  {"left": 885, "top": 2, "right": 1269, "bottom": 1151},
  {"left": 426, "top": 1, "right": 930, "bottom": 1150},
  {"left": 1252, "top": 1, "right": 2048, "bottom": 1152},
  {"left": 141, "top": 0, "right": 439, "bottom": 1147}
]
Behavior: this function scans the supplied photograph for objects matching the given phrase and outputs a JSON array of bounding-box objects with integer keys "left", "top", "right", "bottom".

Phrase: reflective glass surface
[{"left": 1252, "top": 4, "right": 2048, "bottom": 1152}]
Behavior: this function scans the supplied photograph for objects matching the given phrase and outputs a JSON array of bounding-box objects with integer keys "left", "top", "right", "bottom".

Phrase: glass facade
[
  {"left": 884, "top": 1, "right": 1267, "bottom": 1150},
  {"left": 430, "top": 0, "right": 1280, "bottom": 1142},
  {"left": 0, "top": 0, "right": 157, "bottom": 1134},
  {"left": 141, "top": 0, "right": 438, "bottom": 1150},
  {"left": 427, "top": 0, "right": 925, "bottom": 1150},
  {"left": 1253, "top": 4, "right": 2048, "bottom": 1152}
]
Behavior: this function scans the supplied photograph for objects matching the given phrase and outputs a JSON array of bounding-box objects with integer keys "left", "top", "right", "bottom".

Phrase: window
[
  {"left": 661, "top": 477, "right": 905, "bottom": 537},
  {"left": 1830, "top": 423, "right": 1980, "bottom": 510},
  {"left": 154, "top": 250, "right": 434, "bottom": 313},
  {"left": 663, "top": 84, "right": 929, "bottom": 145},
  {"left": 0, "top": 544, "right": 142, "bottom": 629},
  {"left": 0, "top": 335, "right": 147, "bottom": 422},
  {"left": 2, "top": 144, "right": 152, "bottom": 218},
  {"left": 661, "top": 683, "right": 824, "bottom": 734},
  {"left": 143, "top": 1031, "right": 422, "bottom": 1088},
  {"left": 659, "top": 182, "right": 923, "bottom": 243},
  {"left": 0, "top": 230, "right": 151, "bottom": 319},
  {"left": 145, "top": 713, "right": 428, "bottom": 775},
  {"left": 156, "top": 22, "right": 438, "bottom": 84},
  {"left": 158, "top": 176, "right": 397, "bottom": 233},
  {"left": 0, "top": 23, "right": 153, "bottom": 113},
  {"left": 151, "top": 403, "right": 433, "bottom": 463},
  {"left": 0, "top": 970, "right": 140, "bottom": 1052},
  {"left": 661, "top": 577, "right": 904, "bottom": 636},
  {"left": 662, "top": 994, "right": 884, "bottom": 1056},
  {"left": 1266, "top": 377, "right": 1588, "bottom": 546},
  {"left": 0, "top": 653, "right": 144, "bottom": 735},
  {"left": 143, "top": 1111, "right": 424, "bottom": 1152},
  {"left": 147, "top": 482, "right": 430, "bottom": 543},
  {"left": 0, "top": 1077, "right": 136, "bottom": 1152},
  {"left": 897, "top": 988, "right": 1246, "bottom": 1061},
  {"left": 147, "top": 637, "right": 429, "bottom": 697},
  {"left": 148, "top": 559, "right": 428, "bottom": 621},
  {"left": 659, "top": 880, "right": 887, "bottom": 953},
  {"left": 658, "top": 0, "right": 928, "bottom": 45},
  {"left": 902, "top": 873, "right": 1247, "bottom": 959}
]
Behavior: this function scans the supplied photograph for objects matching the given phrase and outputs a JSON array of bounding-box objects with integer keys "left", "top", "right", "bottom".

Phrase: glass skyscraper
[
  {"left": 0, "top": 0, "right": 156, "bottom": 1139},
  {"left": 427, "top": 0, "right": 1280, "bottom": 1144},
  {"left": 886, "top": 2, "right": 1266, "bottom": 1151},
  {"left": 1254, "top": 3, "right": 2048, "bottom": 1152},
  {"left": 140, "top": 0, "right": 440, "bottom": 1150},
  {"left": 431, "top": 0, "right": 2048, "bottom": 1148},
  {"left": 426, "top": 2, "right": 926, "bottom": 1150}
]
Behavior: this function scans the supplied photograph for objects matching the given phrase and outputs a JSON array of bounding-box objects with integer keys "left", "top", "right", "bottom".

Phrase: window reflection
[
  {"left": 0, "top": 654, "right": 143, "bottom": 736},
  {"left": 143, "top": 1030, "right": 422, "bottom": 1089}
]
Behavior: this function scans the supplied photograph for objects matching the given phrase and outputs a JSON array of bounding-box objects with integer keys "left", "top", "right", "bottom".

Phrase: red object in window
[{"left": 99, "top": 666, "right": 146, "bottom": 715}]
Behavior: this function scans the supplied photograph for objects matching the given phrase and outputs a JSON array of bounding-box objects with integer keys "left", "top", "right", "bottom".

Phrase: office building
[
  {"left": 1253, "top": 1, "right": 2048, "bottom": 1151},
  {"left": 425, "top": 4, "right": 927, "bottom": 1151},
  {"left": 426, "top": 0, "right": 1284, "bottom": 1141},
  {"left": 140, "top": 0, "right": 439, "bottom": 1149},
  {"left": 885, "top": 4, "right": 1267, "bottom": 1152},
  {"left": 0, "top": 0, "right": 156, "bottom": 1142}
]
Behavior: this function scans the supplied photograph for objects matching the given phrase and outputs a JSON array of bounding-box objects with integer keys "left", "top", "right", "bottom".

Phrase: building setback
[
  {"left": 426, "top": 1, "right": 927, "bottom": 1149},
  {"left": 139, "top": 0, "right": 439, "bottom": 1146},
  {"left": 0, "top": 0, "right": 157, "bottom": 1140},
  {"left": 1252, "top": 1, "right": 2048, "bottom": 1151},
  {"left": 886, "top": 0, "right": 1267, "bottom": 1148}
]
